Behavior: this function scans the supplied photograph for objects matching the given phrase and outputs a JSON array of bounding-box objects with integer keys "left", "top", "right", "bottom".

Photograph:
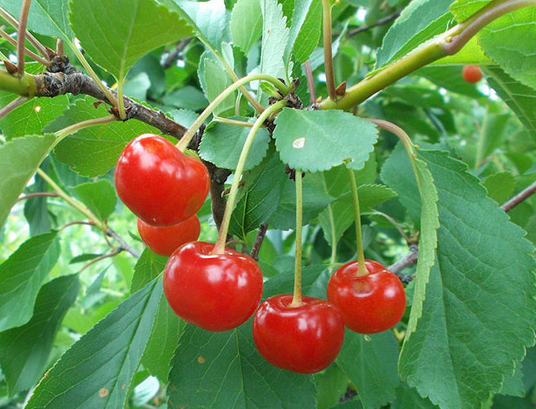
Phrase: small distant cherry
[
  {"left": 137, "top": 215, "right": 200, "bottom": 256},
  {"left": 163, "top": 241, "right": 263, "bottom": 332},
  {"left": 462, "top": 65, "right": 483, "bottom": 83},
  {"left": 252, "top": 294, "right": 345, "bottom": 374},
  {"left": 327, "top": 260, "right": 406, "bottom": 334}
]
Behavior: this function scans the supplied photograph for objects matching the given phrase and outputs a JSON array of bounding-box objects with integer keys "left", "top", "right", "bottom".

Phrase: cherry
[
  {"left": 137, "top": 214, "right": 200, "bottom": 256},
  {"left": 114, "top": 134, "right": 210, "bottom": 226},
  {"left": 327, "top": 260, "right": 406, "bottom": 334},
  {"left": 252, "top": 294, "right": 345, "bottom": 374},
  {"left": 163, "top": 241, "right": 263, "bottom": 332},
  {"left": 462, "top": 65, "right": 483, "bottom": 83}
]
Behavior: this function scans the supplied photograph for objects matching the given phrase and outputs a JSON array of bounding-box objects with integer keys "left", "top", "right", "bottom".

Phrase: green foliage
[{"left": 0, "top": 0, "right": 536, "bottom": 408}]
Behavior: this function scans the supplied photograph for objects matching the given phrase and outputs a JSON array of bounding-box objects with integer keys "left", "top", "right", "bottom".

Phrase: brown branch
[
  {"left": 501, "top": 180, "right": 536, "bottom": 213},
  {"left": 33, "top": 71, "right": 188, "bottom": 139},
  {"left": 17, "top": 0, "right": 32, "bottom": 75},
  {"left": 250, "top": 223, "right": 268, "bottom": 261},
  {"left": 303, "top": 60, "right": 316, "bottom": 105},
  {"left": 0, "top": 96, "right": 28, "bottom": 120},
  {"left": 162, "top": 38, "right": 191, "bottom": 69},
  {"left": 346, "top": 12, "right": 400, "bottom": 37},
  {"left": 17, "top": 192, "right": 58, "bottom": 201},
  {"left": 106, "top": 228, "right": 141, "bottom": 258}
]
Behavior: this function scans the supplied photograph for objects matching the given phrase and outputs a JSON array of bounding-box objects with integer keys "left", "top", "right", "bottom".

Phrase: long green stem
[
  {"left": 212, "top": 100, "right": 287, "bottom": 255},
  {"left": 322, "top": 0, "right": 336, "bottom": 101},
  {"left": 346, "top": 165, "right": 368, "bottom": 276},
  {"left": 176, "top": 74, "right": 290, "bottom": 152},
  {"left": 36, "top": 168, "right": 106, "bottom": 231},
  {"left": 116, "top": 79, "right": 126, "bottom": 120},
  {"left": 55, "top": 115, "right": 118, "bottom": 141},
  {"left": 17, "top": 0, "right": 32, "bottom": 76},
  {"left": 290, "top": 170, "right": 304, "bottom": 307},
  {"left": 68, "top": 41, "right": 118, "bottom": 108},
  {"left": 320, "top": 0, "right": 536, "bottom": 111},
  {"left": 0, "top": 69, "right": 36, "bottom": 96}
]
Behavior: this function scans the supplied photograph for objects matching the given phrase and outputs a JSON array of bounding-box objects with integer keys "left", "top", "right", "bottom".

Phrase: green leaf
[
  {"left": 230, "top": 149, "right": 288, "bottom": 237},
  {"left": 450, "top": 0, "right": 492, "bottom": 21},
  {"left": 263, "top": 264, "right": 330, "bottom": 300},
  {"left": 0, "top": 274, "right": 79, "bottom": 396},
  {"left": 199, "top": 119, "right": 271, "bottom": 171},
  {"left": 69, "top": 0, "right": 191, "bottom": 81},
  {"left": 376, "top": 0, "right": 453, "bottom": 68},
  {"left": 392, "top": 383, "right": 439, "bottom": 409},
  {"left": 416, "top": 66, "right": 484, "bottom": 99},
  {"left": 0, "top": 0, "right": 74, "bottom": 40},
  {"left": 285, "top": 0, "right": 322, "bottom": 64},
  {"left": 273, "top": 109, "right": 378, "bottom": 172},
  {"left": 26, "top": 277, "right": 163, "bottom": 409},
  {"left": 484, "top": 172, "right": 516, "bottom": 204},
  {"left": 141, "top": 297, "right": 183, "bottom": 383},
  {"left": 72, "top": 179, "right": 117, "bottom": 221},
  {"left": 0, "top": 97, "right": 70, "bottom": 139},
  {"left": 231, "top": 0, "right": 263, "bottom": 54},
  {"left": 198, "top": 56, "right": 235, "bottom": 116},
  {"left": 315, "top": 365, "right": 349, "bottom": 409},
  {"left": 0, "top": 231, "right": 60, "bottom": 332},
  {"left": 168, "top": 321, "right": 316, "bottom": 409},
  {"left": 337, "top": 331, "right": 400, "bottom": 408},
  {"left": 478, "top": 6, "right": 536, "bottom": 91},
  {"left": 0, "top": 134, "right": 56, "bottom": 229},
  {"left": 485, "top": 65, "right": 536, "bottom": 139},
  {"left": 24, "top": 163, "right": 52, "bottom": 236},
  {"left": 130, "top": 248, "right": 167, "bottom": 293},
  {"left": 392, "top": 150, "right": 536, "bottom": 409},
  {"left": 260, "top": 0, "right": 290, "bottom": 79},
  {"left": 47, "top": 98, "right": 160, "bottom": 177}
]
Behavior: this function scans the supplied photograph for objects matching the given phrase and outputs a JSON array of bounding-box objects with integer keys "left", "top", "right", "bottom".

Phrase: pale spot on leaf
[
  {"left": 34, "top": 106, "right": 41, "bottom": 113},
  {"left": 99, "top": 388, "right": 109, "bottom": 398},
  {"left": 197, "top": 356, "right": 206, "bottom": 364},
  {"left": 293, "top": 137, "right": 305, "bottom": 149}
]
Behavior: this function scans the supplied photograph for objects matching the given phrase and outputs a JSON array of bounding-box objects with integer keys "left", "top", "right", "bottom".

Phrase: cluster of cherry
[{"left": 115, "top": 134, "right": 406, "bottom": 374}]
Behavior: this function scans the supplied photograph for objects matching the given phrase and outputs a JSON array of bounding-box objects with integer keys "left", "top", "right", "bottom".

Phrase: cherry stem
[
  {"left": 54, "top": 114, "right": 118, "bottom": 141},
  {"left": 68, "top": 41, "right": 119, "bottom": 109},
  {"left": 16, "top": 0, "right": 32, "bottom": 76},
  {"left": 345, "top": 164, "right": 368, "bottom": 277},
  {"left": 290, "top": 170, "right": 304, "bottom": 308},
  {"left": 212, "top": 100, "right": 287, "bottom": 255},
  {"left": 0, "top": 28, "right": 49, "bottom": 66},
  {"left": 176, "top": 74, "right": 290, "bottom": 153},
  {"left": 322, "top": 0, "right": 337, "bottom": 101},
  {"left": 0, "top": 96, "right": 28, "bottom": 120},
  {"left": 116, "top": 79, "right": 126, "bottom": 120}
]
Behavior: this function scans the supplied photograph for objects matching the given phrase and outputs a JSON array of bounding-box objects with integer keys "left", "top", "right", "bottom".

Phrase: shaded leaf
[{"left": 72, "top": 179, "right": 117, "bottom": 221}]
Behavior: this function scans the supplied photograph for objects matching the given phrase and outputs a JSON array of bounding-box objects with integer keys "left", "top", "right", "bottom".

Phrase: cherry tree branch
[
  {"left": 346, "top": 12, "right": 400, "bottom": 37},
  {"left": 500, "top": 180, "right": 536, "bottom": 213},
  {"left": 250, "top": 223, "right": 268, "bottom": 261}
]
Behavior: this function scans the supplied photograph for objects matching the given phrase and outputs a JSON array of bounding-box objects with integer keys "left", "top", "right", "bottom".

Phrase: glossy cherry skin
[
  {"left": 462, "top": 65, "right": 483, "bottom": 83},
  {"left": 115, "top": 134, "right": 210, "bottom": 226},
  {"left": 327, "top": 260, "right": 406, "bottom": 334},
  {"left": 137, "top": 214, "right": 200, "bottom": 256},
  {"left": 252, "top": 295, "right": 345, "bottom": 374},
  {"left": 163, "top": 241, "right": 263, "bottom": 332}
]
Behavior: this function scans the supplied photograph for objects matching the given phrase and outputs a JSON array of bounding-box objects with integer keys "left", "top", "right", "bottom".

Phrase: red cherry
[
  {"left": 462, "top": 65, "right": 483, "bottom": 83},
  {"left": 137, "top": 215, "right": 201, "bottom": 256},
  {"left": 114, "top": 134, "right": 210, "bottom": 226},
  {"left": 252, "top": 295, "right": 345, "bottom": 374},
  {"left": 327, "top": 260, "right": 406, "bottom": 334},
  {"left": 163, "top": 241, "right": 263, "bottom": 332}
]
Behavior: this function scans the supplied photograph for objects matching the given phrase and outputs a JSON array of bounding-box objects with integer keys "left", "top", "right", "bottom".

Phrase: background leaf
[
  {"left": 26, "top": 277, "right": 163, "bottom": 409},
  {"left": 0, "top": 274, "right": 79, "bottom": 396},
  {"left": 231, "top": 0, "right": 263, "bottom": 54},
  {"left": 69, "top": 0, "right": 191, "bottom": 81},
  {"left": 0, "top": 231, "right": 60, "bottom": 332},
  {"left": 72, "top": 179, "right": 117, "bottom": 221},
  {"left": 260, "top": 0, "right": 289, "bottom": 79},
  {"left": 0, "top": 134, "right": 56, "bottom": 229}
]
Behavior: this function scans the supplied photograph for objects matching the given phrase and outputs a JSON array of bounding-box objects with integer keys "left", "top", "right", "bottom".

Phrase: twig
[
  {"left": 106, "top": 228, "right": 141, "bottom": 258},
  {"left": 0, "top": 96, "right": 28, "bottom": 120},
  {"left": 388, "top": 245, "right": 418, "bottom": 282},
  {"left": 250, "top": 223, "right": 268, "bottom": 261},
  {"left": 162, "top": 38, "right": 191, "bottom": 69},
  {"left": 0, "top": 28, "right": 49, "bottom": 65},
  {"left": 501, "top": 180, "right": 536, "bottom": 213},
  {"left": 17, "top": 191, "right": 57, "bottom": 202},
  {"left": 79, "top": 249, "right": 122, "bottom": 273},
  {"left": 303, "top": 60, "right": 316, "bottom": 104},
  {"left": 0, "top": 5, "right": 49, "bottom": 59},
  {"left": 346, "top": 12, "right": 400, "bottom": 37}
]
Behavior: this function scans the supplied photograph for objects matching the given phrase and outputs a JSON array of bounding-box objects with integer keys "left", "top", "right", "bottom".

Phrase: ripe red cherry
[
  {"left": 163, "top": 241, "right": 263, "bottom": 332},
  {"left": 252, "top": 295, "right": 345, "bottom": 374},
  {"left": 137, "top": 214, "right": 200, "bottom": 256},
  {"left": 115, "top": 134, "right": 210, "bottom": 226},
  {"left": 327, "top": 260, "right": 406, "bottom": 334},
  {"left": 462, "top": 65, "right": 483, "bottom": 83}
]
